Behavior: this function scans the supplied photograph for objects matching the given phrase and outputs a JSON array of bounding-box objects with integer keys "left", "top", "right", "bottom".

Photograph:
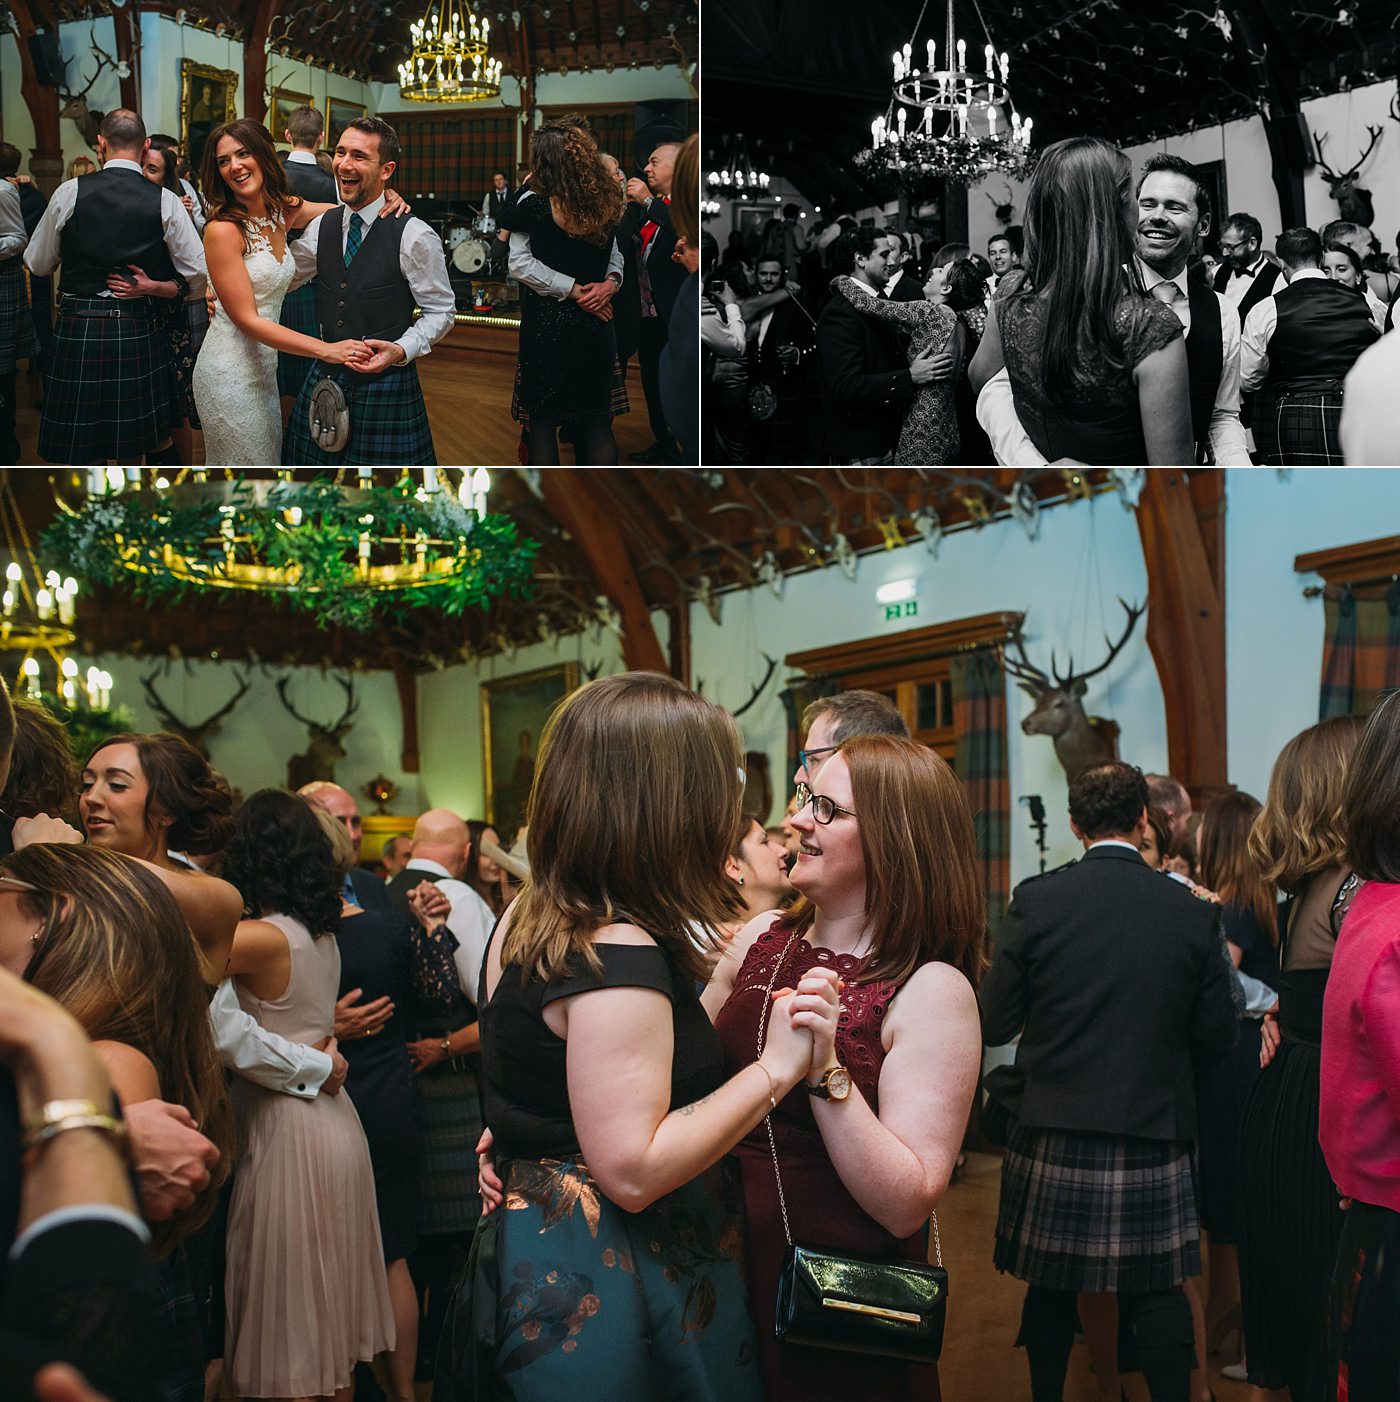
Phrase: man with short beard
[
  {"left": 1213, "top": 212, "right": 1281, "bottom": 323},
  {"left": 743, "top": 253, "right": 815, "bottom": 462},
  {"left": 884, "top": 231, "right": 925, "bottom": 302}
]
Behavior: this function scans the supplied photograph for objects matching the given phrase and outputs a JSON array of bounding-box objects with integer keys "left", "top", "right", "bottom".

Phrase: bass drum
[
  {"left": 452, "top": 239, "right": 488, "bottom": 274},
  {"left": 442, "top": 220, "right": 473, "bottom": 251}
]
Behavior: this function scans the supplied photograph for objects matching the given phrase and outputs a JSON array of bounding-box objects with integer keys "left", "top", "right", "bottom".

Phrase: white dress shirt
[
  {"left": 286, "top": 149, "right": 320, "bottom": 168},
  {"left": 178, "top": 176, "right": 206, "bottom": 233},
  {"left": 209, "top": 978, "right": 332, "bottom": 1098},
  {"left": 23, "top": 159, "right": 208, "bottom": 296},
  {"left": 1341, "top": 330, "right": 1400, "bottom": 464},
  {"left": 289, "top": 191, "right": 455, "bottom": 363},
  {"left": 701, "top": 301, "right": 746, "bottom": 356},
  {"left": 885, "top": 268, "right": 908, "bottom": 299},
  {"left": 1221, "top": 252, "right": 1269, "bottom": 307},
  {"left": 0, "top": 182, "right": 27, "bottom": 259},
  {"left": 1239, "top": 267, "right": 1329, "bottom": 391},
  {"left": 976, "top": 265, "right": 1249, "bottom": 466},
  {"left": 507, "top": 189, "right": 624, "bottom": 300},
  {"left": 402, "top": 859, "right": 495, "bottom": 1004}
]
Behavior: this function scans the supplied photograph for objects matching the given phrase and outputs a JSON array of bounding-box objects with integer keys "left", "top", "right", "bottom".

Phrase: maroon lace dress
[{"left": 713, "top": 923, "right": 940, "bottom": 1402}]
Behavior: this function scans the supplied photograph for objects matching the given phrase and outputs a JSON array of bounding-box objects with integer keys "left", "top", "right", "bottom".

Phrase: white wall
[{"left": 1226, "top": 467, "right": 1400, "bottom": 803}]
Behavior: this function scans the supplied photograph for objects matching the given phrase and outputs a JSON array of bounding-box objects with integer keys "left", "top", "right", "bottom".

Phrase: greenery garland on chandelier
[{"left": 42, "top": 473, "right": 540, "bottom": 633}]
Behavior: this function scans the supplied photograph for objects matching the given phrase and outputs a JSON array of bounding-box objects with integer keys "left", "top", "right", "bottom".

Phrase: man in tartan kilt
[
  {"left": 282, "top": 116, "right": 454, "bottom": 466},
  {"left": 981, "top": 762, "right": 1239, "bottom": 1402},
  {"left": 23, "top": 109, "right": 206, "bottom": 465},
  {"left": 1241, "top": 225, "right": 1380, "bottom": 466}
]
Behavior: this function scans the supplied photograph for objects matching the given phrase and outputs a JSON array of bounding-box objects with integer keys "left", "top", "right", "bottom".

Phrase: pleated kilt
[
  {"left": 282, "top": 360, "right": 435, "bottom": 466},
  {"left": 994, "top": 1123, "right": 1200, "bottom": 1294},
  {"left": 41, "top": 296, "right": 177, "bottom": 462},
  {"left": 276, "top": 284, "right": 319, "bottom": 398},
  {"left": 416, "top": 1050, "right": 483, "bottom": 1236},
  {"left": 1252, "top": 381, "right": 1346, "bottom": 466},
  {"left": 0, "top": 257, "right": 39, "bottom": 371}
]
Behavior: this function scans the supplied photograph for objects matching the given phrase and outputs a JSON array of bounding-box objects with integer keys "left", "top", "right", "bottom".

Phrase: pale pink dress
[{"left": 224, "top": 912, "right": 395, "bottom": 1398}]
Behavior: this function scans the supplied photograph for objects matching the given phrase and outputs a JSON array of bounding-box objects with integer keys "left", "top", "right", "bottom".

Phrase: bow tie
[{"left": 1232, "top": 265, "right": 1256, "bottom": 279}]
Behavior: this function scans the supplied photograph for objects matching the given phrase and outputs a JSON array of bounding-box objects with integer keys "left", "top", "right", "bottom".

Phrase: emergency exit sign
[{"left": 884, "top": 600, "right": 918, "bottom": 620}]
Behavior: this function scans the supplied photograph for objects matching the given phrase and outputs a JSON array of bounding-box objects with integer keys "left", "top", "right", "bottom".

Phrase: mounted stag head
[
  {"left": 276, "top": 675, "right": 359, "bottom": 790},
  {"left": 58, "top": 34, "right": 123, "bottom": 151},
  {"left": 1312, "top": 125, "right": 1384, "bottom": 227},
  {"left": 141, "top": 667, "right": 251, "bottom": 758},
  {"left": 1002, "top": 600, "right": 1146, "bottom": 783}
]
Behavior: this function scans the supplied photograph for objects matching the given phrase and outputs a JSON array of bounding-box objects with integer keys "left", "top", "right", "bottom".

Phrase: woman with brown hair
[
  {"left": 1192, "top": 790, "right": 1279, "bottom": 1365},
  {"left": 441, "top": 672, "right": 815, "bottom": 1400},
  {"left": 191, "top": 118, "right": 404, "bottom": 465},
  {"left": 1238, "top": 714, "right": 1365, "bottom": 1401},
  {"left": 705, "top": 735, "right": 985, "bottom": 1402},
  {"left": 0, "top": 842, "right": 233, "bottom": 1402},
  {"left": 499, "top": 115, "right": 626, "bottom": 465},
  {"left": 464, "top": 819, "right": 506, "bottom": 920}
]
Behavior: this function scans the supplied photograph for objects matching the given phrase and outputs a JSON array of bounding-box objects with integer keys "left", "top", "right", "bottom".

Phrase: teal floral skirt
[{"left": 435, "top": 1154, "right": 762, "bottom": 1401}]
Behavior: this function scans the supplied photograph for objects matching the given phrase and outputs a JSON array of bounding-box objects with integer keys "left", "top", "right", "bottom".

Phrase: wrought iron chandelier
[
  {"left": 42, "top": 469, "right": 537, "bottom": 634},
  {"left": 398, "top": 0, "right": 502, "bottom": 103},
  {"left": 705, "top": 133, "right": 771, "bottom": 201},
  {"left": 856, "top": 0, "right": 1035, "bottom": 188}
]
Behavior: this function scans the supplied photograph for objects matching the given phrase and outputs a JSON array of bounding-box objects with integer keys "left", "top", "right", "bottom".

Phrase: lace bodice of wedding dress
[{"left": 193, "top": 216, "right": 299, "bottom": 466}]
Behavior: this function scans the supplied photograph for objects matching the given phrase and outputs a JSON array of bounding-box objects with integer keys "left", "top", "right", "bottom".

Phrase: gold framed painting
[
  {"left": 180, "top": 60, "right": 239, "bottom": 180},
  {"left": 268, "top": 89, "right": 313, "bottom": 144},
  {"left": 327, "top": 98, "right": 369, "bottom": 142},
  {"left": 481, "top": 662, "right": 578, "bottom": 837}
]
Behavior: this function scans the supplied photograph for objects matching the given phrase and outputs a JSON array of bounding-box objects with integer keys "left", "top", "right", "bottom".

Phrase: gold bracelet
[
  {"left": 21, "top": 1099, "right": 131, "bottom": 1162},
  {"left": 753, "top": 1060, "right": 778, "bottom": 1112}
]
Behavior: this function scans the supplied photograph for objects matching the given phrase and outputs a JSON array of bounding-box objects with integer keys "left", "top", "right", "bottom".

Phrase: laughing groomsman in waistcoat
[
  {"left": 976, "top": 153, "right": 1248, "bottom": 467},
  {"left": 23, "top": 109, "right": 205, "bottom": 465},
  {"left": 1240, "top": 225, "right": 1380, "bottom": 466},
  {"left": 282, "top": 117, "right": 455, "bottom": 466}
]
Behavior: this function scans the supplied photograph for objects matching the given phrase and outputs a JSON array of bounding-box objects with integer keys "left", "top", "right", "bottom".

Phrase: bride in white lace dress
[{"left": 193, "top": 120, "right": 401, "bottom": 465}]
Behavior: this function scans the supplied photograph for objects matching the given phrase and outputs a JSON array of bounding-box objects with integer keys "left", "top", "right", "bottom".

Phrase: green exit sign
[{"left": 884, "top": 600, "right": 918, "bottom": 620}]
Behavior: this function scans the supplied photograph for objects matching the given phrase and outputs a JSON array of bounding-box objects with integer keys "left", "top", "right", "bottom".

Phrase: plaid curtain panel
[
  {"left": 952, "top": 649, "right": 1011, "bottom": 947},
  {"left": 394, "top": 115, "right": 517, "bottom": 201},
  {"left": 1319, "top": 583, "right": 1399, "bottom": 718}
]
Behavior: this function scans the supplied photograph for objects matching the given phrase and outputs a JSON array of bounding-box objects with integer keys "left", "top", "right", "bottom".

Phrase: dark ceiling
[
  {"left": 703, "top": 0, "right": 1400, "bottom": 213},
  {"left": 6, "top": 0, "right": 697, "bottom": 85},
  {"left": 4, "top": 468, "right": 1118, "bottom": 674}
]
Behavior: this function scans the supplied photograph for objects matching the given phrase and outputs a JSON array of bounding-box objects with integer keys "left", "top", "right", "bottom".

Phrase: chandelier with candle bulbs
[
  {"left": 856, "top": 0, "right": 1035, "bottom": 188},
  {"left": 705, "top": 133, "right": 772, "bottom": 201},
  {"left": 398, "top": 0, "right": 502, "bottom": 102},
  {"left": 42, "top": 470, "right": 537, "bottom": 634}
]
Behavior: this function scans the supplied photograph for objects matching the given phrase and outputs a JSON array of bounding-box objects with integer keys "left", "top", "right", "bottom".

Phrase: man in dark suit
[
  {"left": 1214, "top": 212, "right": 1281, "bottom": 323},
  {"left": 883, "top": 232, "right": 926, "bottom": 302},
  {"left": 745, "top": 253, "right": 818, "bottom": 463},
  {"left": 815, "top": 228, "right": 947, "bottom": 464},
  {"left": 982, "top": 762, "right": 1238, "bottom": 1402},
  {"left": 278, "top": 105, "right": 336, "bottom": 406},
  {"left": 297, "top": 780, "right": 391, "bottom": 912}
]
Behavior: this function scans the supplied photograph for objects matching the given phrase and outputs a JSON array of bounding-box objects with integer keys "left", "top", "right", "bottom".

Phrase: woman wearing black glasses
[{"left": 704, "top": 735, "right": 986, "bottom": 1402}]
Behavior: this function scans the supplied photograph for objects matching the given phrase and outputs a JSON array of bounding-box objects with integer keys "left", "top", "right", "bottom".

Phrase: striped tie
[{"left": 344, "top": 211, "right": 364, "bottom": 267}]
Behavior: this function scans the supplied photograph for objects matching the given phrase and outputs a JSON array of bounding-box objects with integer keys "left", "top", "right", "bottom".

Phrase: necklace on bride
[{"left": 247, "top": 209, "right": 282, "bottom": 236}]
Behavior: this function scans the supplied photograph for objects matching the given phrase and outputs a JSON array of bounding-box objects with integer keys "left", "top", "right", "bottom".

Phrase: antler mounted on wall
[
  {"left": 140, "top": 667, "right": 251, "bottom": 759},
  {"left": 276, "top": 675, "right": 359, "bottom": 790},
  {"left": 1311, "top": 125, "right": 1384, "bottom": 226},
  {"left": 58, "top": 28, "right": 124, "bottom": 150}
]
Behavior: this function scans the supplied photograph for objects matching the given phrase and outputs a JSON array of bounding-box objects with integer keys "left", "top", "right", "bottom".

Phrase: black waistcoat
[
  {"left": 1266, "top": 278, "right": 1379, "bottom": 391},
  {"left": 315, "top": 206, "right": 416, "bottom": 343},
  {"left": 1184, "top": 278, "right": 1223, "bottom": 462},
  {"left": 59, "top": 167, "right": 177, "bottom": 297},
  {"left": 283, "top": 154, "right": 337, "bottom": 204},
  {"left": 485, "top": 186, "right": 510, "bottom": 216},
  {"left": 1214, "top": 258, "right": 1281, "bottom": 324}
]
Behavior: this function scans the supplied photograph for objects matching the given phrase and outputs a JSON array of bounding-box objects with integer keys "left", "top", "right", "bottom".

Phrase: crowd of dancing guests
[
  {"left": 0, "top": 103, "right": 700, "bottom": 467},
  {"left": 700, "top": 138, "right": 1400, "bottom": 467},
  {"left": 7, "top": 666, "right": 1400, "bottom": 1402}
]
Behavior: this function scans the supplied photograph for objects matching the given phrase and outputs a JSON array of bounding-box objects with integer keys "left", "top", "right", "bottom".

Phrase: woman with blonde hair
[
  {"left": 499, "top": 115, "right": 627, "bottom": 465},
  {"left": 1238, "top": 714, "right": 1365, "bottom": 1400},
  {"left": 705, "top": 735, "right": 985, "bottom": 1402},
  {"left": 441, "top": 672, "right": 818, "bottom": 1400}
]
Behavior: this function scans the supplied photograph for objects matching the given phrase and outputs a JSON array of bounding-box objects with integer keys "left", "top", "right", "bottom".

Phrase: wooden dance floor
[{"left": 12, "top": 319, "right": 653, "bottom": 467}]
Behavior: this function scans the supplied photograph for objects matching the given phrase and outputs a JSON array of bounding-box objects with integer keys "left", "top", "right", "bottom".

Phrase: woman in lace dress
[
  {"left": 830, "top": 271, "right": 964, "bottom": 465},
  {"left": 193, "top": 120, "right": 381, "bottom": 465},
  {"left": 969, "top": 136, "right": 1193, "bottom": 465},
  {"left": 705, "top": 736, "right": 986, "bottom": 1402}
]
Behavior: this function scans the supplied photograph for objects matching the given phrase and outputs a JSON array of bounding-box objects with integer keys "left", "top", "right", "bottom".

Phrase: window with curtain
[
  {"left": 951, "top": 649, "right": 1011, "bottom": 947},
  {"left": 1319, "top": 581, "right": 1400, "bottom": 719}
]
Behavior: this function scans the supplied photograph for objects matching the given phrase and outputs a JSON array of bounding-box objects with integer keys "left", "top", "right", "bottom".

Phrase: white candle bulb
[
  {"left": 985, "top": 43, "right": 994, "bottom": 76},
  {"left": 928, "top": 39, "right": 936, "bottom": 71},
  {"left": 5, "top": 563, "right": 20, "bottom": 583},
  {"left": 898, "top": 105, "right": 907, "bottom": 130},
  {"left": 61, "top": 658, "right": 77, "bottom": 679},
  {"left": 1023, "top": 116, "right": 1033, "bottom": 145},
  {"left": 957, "top": 38, "right": 966, "bottom": 68},
  {"left": 35, "top": 589, "right": 52, "bottom": 620},
  {"left": 903, "top": 42, "right": 911, "bottom": 66},
  {"left": 63, "top": 577, "right": 77, "bottom": 596},
  {"left": 893, "top": 51, "right": 901, "bottom": 79},
  {"left": 1000, "top": 51, "right": 1009, "bottom": 81},
  {"left": 988, "top": 107, "right": 998, "bottom": 137},
  {"left": 2, "top": 591, "right": 12, "bottom": 617}
]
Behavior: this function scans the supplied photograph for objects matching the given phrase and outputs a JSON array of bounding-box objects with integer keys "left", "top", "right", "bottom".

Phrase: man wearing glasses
[
  {"left": 793, "top": 689, "right": 909, "bottom": 809},
  {"left": 1213, "top": 213, "right": 1282, "bottom": 324}
]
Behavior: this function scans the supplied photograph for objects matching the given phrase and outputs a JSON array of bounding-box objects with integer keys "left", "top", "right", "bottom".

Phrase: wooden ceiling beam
[{"left": 243, "top": 0, "right": 287, "bottom": 122}]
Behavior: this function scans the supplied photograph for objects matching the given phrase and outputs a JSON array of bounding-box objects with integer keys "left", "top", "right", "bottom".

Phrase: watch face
[{"left": 828, "top": 1068, "right": 852, "bottom": 1100}]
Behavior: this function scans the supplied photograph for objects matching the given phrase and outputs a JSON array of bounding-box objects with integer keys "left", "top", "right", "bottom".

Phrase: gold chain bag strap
[{"left": 756, "top": 931, "right": 948, "bottom": 1363}]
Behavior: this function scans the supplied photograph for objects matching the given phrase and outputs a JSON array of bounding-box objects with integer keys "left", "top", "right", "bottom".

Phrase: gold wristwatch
[
  {"left": 806, "top": 1065, "right": 852, "bottom": 1101},
  {"left": 439, "top": 1035, "right": 453, "bottom": 1057}
]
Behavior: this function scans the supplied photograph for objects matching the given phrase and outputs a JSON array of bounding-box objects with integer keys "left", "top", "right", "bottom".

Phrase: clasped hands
[{"left": 570, "top": 278, "right": 618, "bottom": 321}]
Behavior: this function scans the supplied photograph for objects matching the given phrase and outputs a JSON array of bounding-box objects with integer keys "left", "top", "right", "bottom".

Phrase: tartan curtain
[
  {"left": 951, "top": 649, "right": 1011, "bottom": 947},
  {"left": 1319, "top": 582, "right": 1400, "bottom": 718},
  {"left": 393, "top": 114, "right": 517, "bottom": 202}
]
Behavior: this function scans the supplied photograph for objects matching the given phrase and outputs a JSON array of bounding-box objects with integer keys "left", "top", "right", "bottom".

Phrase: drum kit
[{"left": 445, "top": 212, "right": 499, "bottom": 275}]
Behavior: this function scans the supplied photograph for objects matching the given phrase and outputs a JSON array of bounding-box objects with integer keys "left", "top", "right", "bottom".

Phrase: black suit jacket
[
  {"left": 815, "top": 290, "right": 914, "bottom": 461},
  {"left": 638, "top": 197, "right": 687, "bottom": 324},
  {"left": 348, "top": 865, "right": 391, "bottom": 913},
  {"left": 886, "top": 271, "right": 926, "bottom": 302},
  {"left": 980, "top": 844, "right": 1238, "bottom": 1143},
  {"left": 1213, "top": 258, "right": 1282, "bottom": 324},
  {"left": 282, "top": 152, "right": 337, "bottom": 204},
  {"left": 749, "top": 296, "right": 816, "bottom": 385},
  {"left": 614, "top": 202, "right": 643, "bottom": 361}
]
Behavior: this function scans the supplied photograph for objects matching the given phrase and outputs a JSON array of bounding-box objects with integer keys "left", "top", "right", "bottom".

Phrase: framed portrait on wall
[
  {"left": 327, "top": 98, "right": 369, "bottom": 142},
  {"left": 481, "top": 663, "right": 578, "bottom": 838},
  {"left": 180, "top": 60, "right": 239, "bottom": 179},
  {"left": 268, "top": 89, "right": 313, "bottom": 144}
]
